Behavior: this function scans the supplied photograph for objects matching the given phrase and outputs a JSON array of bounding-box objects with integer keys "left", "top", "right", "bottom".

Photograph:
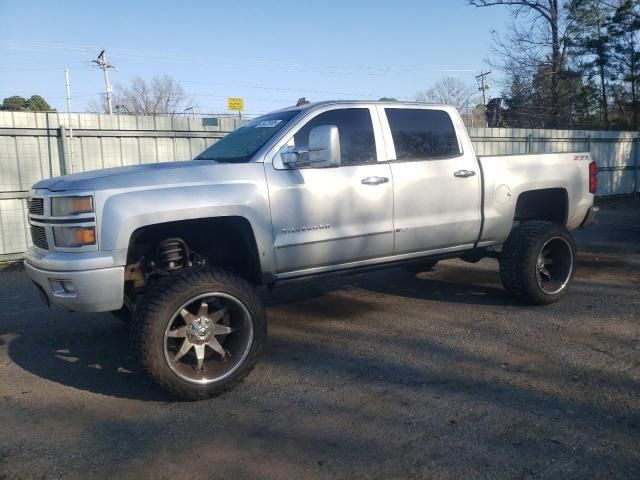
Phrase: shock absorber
[{"left": 156, "top": 238, "right": 190, "bottom": 271}]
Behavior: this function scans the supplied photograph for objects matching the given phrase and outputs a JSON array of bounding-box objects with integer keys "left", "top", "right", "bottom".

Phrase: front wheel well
[
  {"left": 126, "top": 216, "right": 262, "bottom": 284},
  {"left": 514, "top": 188, "right": 568, "bottom": 226}
]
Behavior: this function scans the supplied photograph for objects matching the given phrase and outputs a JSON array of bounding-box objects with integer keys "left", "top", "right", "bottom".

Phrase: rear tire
[
  {"left": 132, "top": 267, "right": 266, "bottom": 400},
  {"left": 500, "top": 221, "right": 576, "bottom": 305}
]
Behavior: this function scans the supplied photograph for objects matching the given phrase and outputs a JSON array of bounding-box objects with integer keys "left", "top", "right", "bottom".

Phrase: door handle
[
  {"left": 454, "top": 170, "right": 476, "bottom": 178},
  {"left": 361, "top": 176, "right": 389, "bottom": 186}
]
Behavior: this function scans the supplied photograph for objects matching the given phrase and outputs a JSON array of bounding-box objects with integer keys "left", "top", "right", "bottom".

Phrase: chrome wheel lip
[
  {"left": 535, "top": 236, "right": 574, "bottom": 295},
  {"left": 163, "top": 292, "right": 254, "bottom": 385}
]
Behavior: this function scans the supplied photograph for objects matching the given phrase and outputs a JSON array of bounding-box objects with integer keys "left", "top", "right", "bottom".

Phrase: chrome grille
[
  {"left": 30, "top": 225, "right": 48, "bottom": 250},
  {"left": 28, "top": 197, "right": 44, "bottom": 216}
]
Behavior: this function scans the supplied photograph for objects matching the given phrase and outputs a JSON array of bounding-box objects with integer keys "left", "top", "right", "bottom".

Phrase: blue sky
[{"left": 0, "top": 0, "right": 511, "bottom": 115}]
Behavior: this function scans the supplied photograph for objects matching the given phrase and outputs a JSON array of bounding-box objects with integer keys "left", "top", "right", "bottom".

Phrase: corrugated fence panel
[
  {"left": 16, "top": 136, "right": 47, "bottom": 189},
  {"left": 0, "top": 112, "right": 638, "bottom": 258},
  {"left": 138, "top": 138, "right": 158, "bottom": 163},
  {"left": 0, "top": 199, "right": 29, "bottom": 255},
  {"left": 0, "top": 112, "right": 236, "bottom": 257},
  {"left": 156, "top": 138, "right": 175, "bottom": 162},
  {"left": 0, "top": 136, "right": 20, "bottom": 192},
  {"left": 121, "top": 138, "right": 140, "bottom": 166},
  {"left": 469, "top": 127, "right": 639, "bottom": 197},
  {"left": 175, "top": 138, "right": 193, "bottom": 160},
  {"left": 101, "top": 137, "right": 122, "bottom": 169},
  {"left": 80, "top": 137, "right": 103, "bottom": 172}
]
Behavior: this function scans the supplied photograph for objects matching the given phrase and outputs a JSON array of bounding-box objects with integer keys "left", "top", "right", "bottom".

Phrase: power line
[
  {"left": 1, "top": 40, "right": 490, "bottom": 112},
  {"left": 181, "top": 80, "right": 383, "bottom": 98},
  {"left": 0, "top": 64, "right": 94, "bottom": 71},
  {"left": 1, "top": 40, "right": 482, "bottom": 77}
]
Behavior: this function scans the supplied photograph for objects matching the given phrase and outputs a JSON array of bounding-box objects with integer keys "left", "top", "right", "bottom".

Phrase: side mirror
[
  {"left": 308, "top": 125, "right": 341, "bottom": 168},
  {"left": 281, "top": 125, "right": 341, "bottom": 168}
]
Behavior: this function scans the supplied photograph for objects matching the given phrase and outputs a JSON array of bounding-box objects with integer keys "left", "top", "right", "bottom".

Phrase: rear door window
[{"left": 385, "top": 109, "right": 461, "bottom": 161}]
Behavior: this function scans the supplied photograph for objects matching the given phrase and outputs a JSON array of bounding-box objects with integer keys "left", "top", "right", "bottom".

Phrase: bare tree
[
  {"left": 86, "top": 96, "right": 108, "bottom": 113},
  {"left": 87, "top": 76, "right": 194, "bottom": 114},
  {"left": 468, "top": 1, "right": 566, "bottom": 127},
  {"left": 415, "top": 76, "right": 479, "bottom": 110}
]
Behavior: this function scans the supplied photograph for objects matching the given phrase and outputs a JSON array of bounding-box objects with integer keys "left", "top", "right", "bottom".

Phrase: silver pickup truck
[{"left": 24, "top": 101, "right": 599, "bottom": 399}]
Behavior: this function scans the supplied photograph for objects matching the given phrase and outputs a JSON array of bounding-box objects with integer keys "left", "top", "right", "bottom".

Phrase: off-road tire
[
  {"left": 132, "top": 267, "right": 266, "bottom": 400},
  {"left": 500, "top": 221, "right": 576, "bottom": 305}
]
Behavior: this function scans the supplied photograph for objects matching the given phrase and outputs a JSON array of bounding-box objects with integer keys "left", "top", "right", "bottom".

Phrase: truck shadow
[
  {"left": 6, "top": 315, "right": 173, "bottom": 401},
  {"left": 266, "top": 261, "right": 515, "bottom": 309},
  {"left": 5, "top": 263, "right": 513, "bottom": 401}
]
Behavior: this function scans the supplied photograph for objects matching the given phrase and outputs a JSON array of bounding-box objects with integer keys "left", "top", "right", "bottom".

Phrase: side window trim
[
  {"left": 271, "top": 105, "right": 384, "bottom": 170},
  {"left": 381, "top": 106, "right": 464, "bottom": 162}
]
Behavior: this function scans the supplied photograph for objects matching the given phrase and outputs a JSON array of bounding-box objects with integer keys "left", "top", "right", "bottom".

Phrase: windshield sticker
[{"left": 255, "top": 119, "right": 283, "bottom": 128}]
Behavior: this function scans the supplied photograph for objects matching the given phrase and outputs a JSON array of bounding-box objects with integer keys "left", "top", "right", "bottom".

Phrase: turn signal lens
[
  {"left": 588, "top": 161, "right": 598, "bottom": 194},
  {"left": 51, "top": 196, "right": 94, "bottom": 216},
  {"left": 53, "top": 226, "right": 96, "bottom": 247}
]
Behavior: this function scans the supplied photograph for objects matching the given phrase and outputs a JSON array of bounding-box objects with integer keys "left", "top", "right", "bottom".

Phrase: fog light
[
  {"left": 49, "top": 279, "right": 64, "bottom": 294},
  {"left": 49, "top": 279, "right": 76, "bottom": 296},
  {"left": 61, "top": 280, "right": 75, "bottom": 294},
  {"left": 53, "top": 226, "right": 96, "bottom": 247}
]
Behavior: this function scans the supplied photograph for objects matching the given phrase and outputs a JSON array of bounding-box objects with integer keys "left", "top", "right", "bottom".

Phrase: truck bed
[{"left": 477, "top": 152, "right": 594, "bottom": 246}]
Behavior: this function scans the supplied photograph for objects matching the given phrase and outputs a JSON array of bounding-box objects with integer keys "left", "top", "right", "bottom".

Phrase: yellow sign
[{"left": 227, "top": 97, "right": 244, "bottom": 111}]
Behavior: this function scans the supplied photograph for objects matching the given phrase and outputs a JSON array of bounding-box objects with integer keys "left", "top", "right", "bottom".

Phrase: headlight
[
  {"left": 53, "top": 226, "right": 96, "bottom": 247},
  {"left": 51, "top": 196, "right": 93, "bottom": 216}
]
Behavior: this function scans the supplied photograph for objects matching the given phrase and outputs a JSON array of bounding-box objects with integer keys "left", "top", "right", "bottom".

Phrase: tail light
[{"left": 589, "top": 161, "right": 598, "bottom": 194}]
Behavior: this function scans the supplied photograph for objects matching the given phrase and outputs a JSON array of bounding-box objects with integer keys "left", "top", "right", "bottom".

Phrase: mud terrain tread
[
  {"left": 131, "top": 267, "right": 266, "bottom": 400},
  {"left": 500, "top": 221, "right": 576, "bottom": 306}
]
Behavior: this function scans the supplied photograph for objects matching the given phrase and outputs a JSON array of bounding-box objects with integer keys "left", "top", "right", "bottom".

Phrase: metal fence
[
  {"left": 0, "top": 112, "right": 638, "bottom": 260},
  {"left": 0, "top": 111, "right": 241, "bottom": 260},
  {"left": 469, "top": 127, "right": 639, "bottom": 198}
]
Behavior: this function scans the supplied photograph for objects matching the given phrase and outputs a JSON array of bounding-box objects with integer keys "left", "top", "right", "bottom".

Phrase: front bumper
[
  {"left": 581, "top": 205, "right": 600, "bottom": 227},
  {"left": 24, "top": 247, "right": 125, "bottom": 312}
]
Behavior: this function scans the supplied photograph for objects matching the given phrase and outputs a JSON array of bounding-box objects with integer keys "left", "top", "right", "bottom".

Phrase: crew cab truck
[{"left": 25, "top": 101, "right": 599, "bottom": 400}]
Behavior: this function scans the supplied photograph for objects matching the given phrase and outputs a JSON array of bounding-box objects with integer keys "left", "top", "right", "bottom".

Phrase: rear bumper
[
  {"left": 24, "top": 254, "right": 124, "bottom": 313},
  {"left": 581, "top": 206, "right": 599, "bottom": 227}
]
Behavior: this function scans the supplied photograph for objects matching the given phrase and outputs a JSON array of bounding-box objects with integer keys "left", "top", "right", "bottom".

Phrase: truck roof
[{"left": 273, "top": 100, "right": 453, "bottom": 114}]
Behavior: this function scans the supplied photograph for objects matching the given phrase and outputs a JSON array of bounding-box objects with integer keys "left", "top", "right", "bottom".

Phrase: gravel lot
[{"left": 1, "top": 197, "right": 638, "bottom": 480}]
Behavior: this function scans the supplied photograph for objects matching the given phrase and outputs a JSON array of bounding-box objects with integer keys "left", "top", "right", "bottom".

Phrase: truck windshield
[{"left": 195, "top": 110, "right": 299, "bottom": 163}]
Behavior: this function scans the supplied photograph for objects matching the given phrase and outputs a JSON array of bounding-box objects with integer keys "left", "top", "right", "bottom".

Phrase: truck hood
[{"left": 33, "top": 160, "right": 232, "bottom": 192}]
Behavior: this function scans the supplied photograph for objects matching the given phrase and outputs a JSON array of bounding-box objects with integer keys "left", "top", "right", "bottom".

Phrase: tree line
[
  {"left": 468, "top": 0, "right": 640, "bottom": 130},
  {"left": 0, "top": 95, "right": 53, "bottom": 112}
]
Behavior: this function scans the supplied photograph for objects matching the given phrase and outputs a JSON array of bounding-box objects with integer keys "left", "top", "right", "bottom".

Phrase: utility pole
[
  {"left": 475, "top": 70, "right": 491, "bottom": 127},
  {"left": 64, "top": 67, "right": 75, "bottom": 171},
  {"left": 475, "top": 70, "right": 491, "bottom": 107},
  {"left": 64, "top": 68, "right": 72, "bottom": 113},
  {"left": 92, "top": 49, "right": 115, "bottom": 114}
]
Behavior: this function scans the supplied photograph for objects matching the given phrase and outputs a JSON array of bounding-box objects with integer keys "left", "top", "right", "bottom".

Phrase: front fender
[{"left": 95, "top": 182, "right": 276, "bottom": 276}]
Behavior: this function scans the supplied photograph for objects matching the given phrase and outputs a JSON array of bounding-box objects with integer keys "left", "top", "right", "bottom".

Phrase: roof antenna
[{"left": 296, "top": 97, "right": 310, "bottom": 106}]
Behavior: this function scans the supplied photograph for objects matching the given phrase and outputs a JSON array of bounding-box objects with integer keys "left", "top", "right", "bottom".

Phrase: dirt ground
[{"left": 0, "top": 197, "right": 638, "bottom": 480}]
